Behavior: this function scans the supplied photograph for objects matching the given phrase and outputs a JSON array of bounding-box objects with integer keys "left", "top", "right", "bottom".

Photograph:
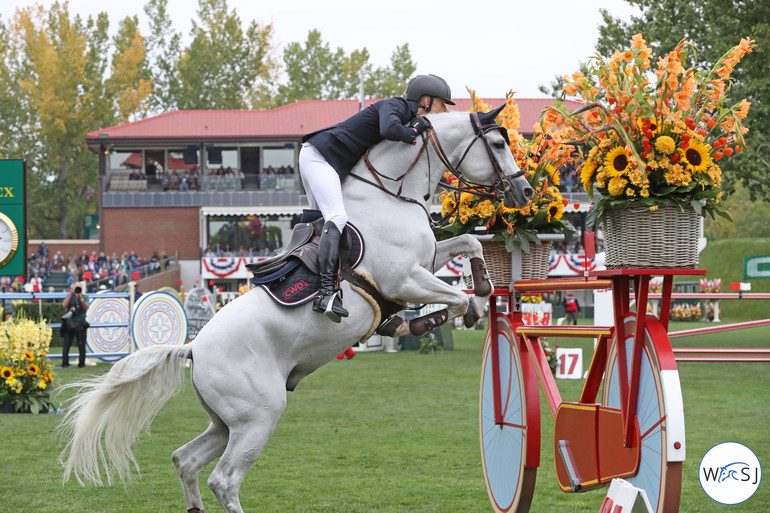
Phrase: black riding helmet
[{"left": 405, "top": 74, "right": 456, "bottom": 112}]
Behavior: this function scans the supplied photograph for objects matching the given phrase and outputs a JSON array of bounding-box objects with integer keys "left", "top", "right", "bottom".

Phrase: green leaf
[{"left": 690, "top": 199, "right": 703, "bottom": 215}]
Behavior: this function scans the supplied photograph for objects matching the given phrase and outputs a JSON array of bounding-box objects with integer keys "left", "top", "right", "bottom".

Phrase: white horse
[{"left": 58, "top": 110, "right": 533, "bottom": 513}]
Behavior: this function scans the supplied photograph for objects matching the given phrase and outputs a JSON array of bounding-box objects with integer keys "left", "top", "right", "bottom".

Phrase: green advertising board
[
  {"left": 0, "top": 160, "right": 27, "bottom": 279},
  {"left": 744, "top": 254, "right": 770, "bottom": 280}
]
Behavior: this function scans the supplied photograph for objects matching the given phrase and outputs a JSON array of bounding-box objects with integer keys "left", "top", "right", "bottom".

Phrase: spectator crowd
[{"left": 0, "top": 242, "right": 172, "bottom": 294}]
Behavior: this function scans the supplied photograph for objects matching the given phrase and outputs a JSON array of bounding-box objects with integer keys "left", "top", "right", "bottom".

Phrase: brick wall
[{"left": 102, "top": 207, "right": 200, "bottom": 259}]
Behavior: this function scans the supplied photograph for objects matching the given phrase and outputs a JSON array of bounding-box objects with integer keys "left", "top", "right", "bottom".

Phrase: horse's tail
[{"left": 58, "top": 344, "right": 192, "bottom": 486}]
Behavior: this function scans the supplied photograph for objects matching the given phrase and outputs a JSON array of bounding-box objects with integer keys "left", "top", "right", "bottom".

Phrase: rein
[{"left": 349, "top": 114, "right": 524, "bottom": 226}]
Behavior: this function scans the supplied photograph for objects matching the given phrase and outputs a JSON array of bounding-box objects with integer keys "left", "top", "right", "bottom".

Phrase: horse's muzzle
[{"left": 499, "top": 174, "right": 533, "bottom": 209}]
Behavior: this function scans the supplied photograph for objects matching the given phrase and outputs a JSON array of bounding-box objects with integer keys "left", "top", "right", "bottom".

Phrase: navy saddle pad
[{"left": 252, "top": 214, "right": 364, "bottom": 306}]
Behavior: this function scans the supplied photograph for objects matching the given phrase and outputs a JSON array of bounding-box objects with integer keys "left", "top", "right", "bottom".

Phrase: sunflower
[
  {"left": 440, "top": 193, "right": 456, "bottom": 217},
  {"left": 546, "top": 199, "right": 564, "bottom": 222},
  {"left": 678, "top": 140, "right": 713, "bottom": 173},
  {"left": 580, "top": 158, "right": 598, "bottom": 191},
  {"left": 1, "top": 366, "right": 13, "bottom": 379},
  {"left": 545, "top": 164, "right": 560, "bottom": 186},
  {"left": 637, "top": 117, "right": 661, "bottom": 135},
  {"left": 604, "top": 146, "right": 632, "bottom": 177},
  {"left": 27, "top": 363, "right": 39, "bottom": 376},
  {"left": 23, "top": 350, "right": 34, "bottom": 361}
]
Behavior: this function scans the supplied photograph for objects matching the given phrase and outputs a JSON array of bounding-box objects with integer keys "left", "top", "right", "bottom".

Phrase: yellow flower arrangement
[
  {"left": 549, "top": 34, "right": 754, "bottom": 228},
  {"left": 0, "top": 315, "right": 55, "bottom": 413},
  {"left": 437, "top": 89, "right": 576, "bottom": 252}
]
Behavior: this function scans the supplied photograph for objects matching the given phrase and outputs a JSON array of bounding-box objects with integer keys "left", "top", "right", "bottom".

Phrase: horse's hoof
[
  {"left": 188, "top": 508, "right": 204, "bottom": 513},
  {"left": 469, "top": 257, "right": 492, "bottom": 296},
  {"left": 463, "top": 301, "right": 480, "bottom": 328}
]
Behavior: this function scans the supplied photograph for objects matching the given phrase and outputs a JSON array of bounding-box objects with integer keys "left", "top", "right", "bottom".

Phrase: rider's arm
[{"left": 377, "top": 98, "right": 418, "bottom": 144}]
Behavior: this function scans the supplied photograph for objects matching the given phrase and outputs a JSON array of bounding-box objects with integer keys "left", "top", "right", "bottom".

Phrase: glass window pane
[{"left": 109, "top": 150, "right": 142, "bottom": 171}]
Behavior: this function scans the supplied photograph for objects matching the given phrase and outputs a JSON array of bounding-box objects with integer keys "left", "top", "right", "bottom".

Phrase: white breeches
[{"left": 299, "top": 143, "right": 348, "bottom": 232}]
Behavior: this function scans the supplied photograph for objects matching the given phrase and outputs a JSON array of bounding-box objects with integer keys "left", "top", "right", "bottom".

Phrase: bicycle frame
[{"left": 486, "top": 268, "right": 703, "bottom": 493}]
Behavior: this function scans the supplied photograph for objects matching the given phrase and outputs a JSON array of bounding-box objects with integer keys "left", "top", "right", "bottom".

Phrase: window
[
  {"left": 206, "top": 215, "right": 298, "bottom": 256},
  {"left": 206, "top": 147, "right": 239, "bottom": 170},
  {"left": 109, "top": 150, "right": 143, "bottom": 172}
]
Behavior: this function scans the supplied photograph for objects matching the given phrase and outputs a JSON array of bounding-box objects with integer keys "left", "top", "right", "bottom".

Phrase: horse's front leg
[
  {"left": 433, "top": 235, "right": 493, "bottom": 296},
  {"left": 380, "top": 266, "right": 481, "bottom": 337}
]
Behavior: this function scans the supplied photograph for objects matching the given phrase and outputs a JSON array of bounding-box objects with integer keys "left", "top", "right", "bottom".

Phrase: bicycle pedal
[{"left": 557, "top": 440, "right": 583, "bottom": 491}]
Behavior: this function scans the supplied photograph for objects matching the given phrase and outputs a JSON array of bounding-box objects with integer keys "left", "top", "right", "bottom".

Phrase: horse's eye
[{"left": 494, "top": 139, "right": 506, "bottom": 149}]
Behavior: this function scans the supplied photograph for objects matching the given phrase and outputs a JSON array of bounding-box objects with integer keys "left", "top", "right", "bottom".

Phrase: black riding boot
[{"left": 312, "top": 221, "right": 349, "bottom": 322}]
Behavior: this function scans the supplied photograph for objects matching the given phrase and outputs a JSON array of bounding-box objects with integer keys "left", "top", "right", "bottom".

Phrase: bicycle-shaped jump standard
[{"left": 478, "top": 238, "right": 704, "bottom": 513}]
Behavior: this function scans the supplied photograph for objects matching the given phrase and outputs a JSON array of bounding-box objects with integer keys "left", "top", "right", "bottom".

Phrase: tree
[
  {"left": 277, "top": 31, "right": 417, "bottom": 105},
  {"left": 277, "top": 29, "right": 347, "bottom": 104},
  {"left": 175, "top": 0, "right": 276, "bottom": 110},
  {"left": 143, "top": 0, "right": 182, "bottom": 113},
  {"left": 596, "top": 1, "right": 770, "bottom": 200},
  {"left": 3, "top": 2, "right": 150, "bottom": 238},
  {"left": 367, "top": 44, "right": 416, "bottom": 98}
]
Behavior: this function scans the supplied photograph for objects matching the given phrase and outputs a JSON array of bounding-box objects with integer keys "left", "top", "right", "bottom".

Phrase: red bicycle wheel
[
  {"left": 480, "top": 313, "right": 537, "bottom": 512},
  {"left": 603, "top": 314, "right": 685, "bottom": 513}
]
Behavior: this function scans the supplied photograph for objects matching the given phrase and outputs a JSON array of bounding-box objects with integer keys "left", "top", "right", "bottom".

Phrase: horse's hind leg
[
  {"left": 207, "top": 383, "right": 287, "bottom": 513},
  {"left": 172, "top": 421, "right": 229, "bottom": 513}
]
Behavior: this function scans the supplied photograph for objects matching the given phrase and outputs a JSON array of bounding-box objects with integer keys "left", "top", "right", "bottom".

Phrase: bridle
[{"left": 348, "top": 112, "right": 526, "bottom": 224}]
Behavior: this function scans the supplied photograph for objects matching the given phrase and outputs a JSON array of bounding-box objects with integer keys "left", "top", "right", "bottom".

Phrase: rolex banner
[{"left": 0, "top": 160, "right": 27, "bottom": 278}]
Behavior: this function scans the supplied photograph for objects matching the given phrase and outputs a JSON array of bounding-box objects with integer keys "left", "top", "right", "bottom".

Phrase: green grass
[
  {"left": 697, "top": 237, "right": 770, "bottom": 322},
  {"left": 1, "top": 325, "right": 768, "bottom": 512}
]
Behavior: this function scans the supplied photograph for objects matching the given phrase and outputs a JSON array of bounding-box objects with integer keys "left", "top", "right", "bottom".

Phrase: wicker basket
[
  {"left": 603, "top": 203, "right": 700, "bottom": 269},
  {"left": 464, "top": 240, "right": 552, "bottom": 289}
]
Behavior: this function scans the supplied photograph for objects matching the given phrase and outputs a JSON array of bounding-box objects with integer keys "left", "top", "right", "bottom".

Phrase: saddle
[{"left": 247, "top": 210, "right": 459, "bottom": 340}]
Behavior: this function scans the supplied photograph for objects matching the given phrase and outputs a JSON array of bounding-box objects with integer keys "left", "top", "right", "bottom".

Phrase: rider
[{"left": 299, "top": 74, "right": 455, "bottom": 322}]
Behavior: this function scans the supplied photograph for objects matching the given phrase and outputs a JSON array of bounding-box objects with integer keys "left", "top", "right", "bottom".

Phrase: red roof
[{"left": 86, "top": 97, "right": 582, "bottom": 147}]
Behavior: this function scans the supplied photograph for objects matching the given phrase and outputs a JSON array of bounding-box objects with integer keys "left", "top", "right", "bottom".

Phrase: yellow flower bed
[{"left": 0, "top": 316, "right": 55, "bottom": 413}]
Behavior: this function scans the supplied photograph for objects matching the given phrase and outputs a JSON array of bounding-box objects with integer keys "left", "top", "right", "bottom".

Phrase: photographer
[{"left": 61, "top": 282, "right": 90, "bottom": 368}]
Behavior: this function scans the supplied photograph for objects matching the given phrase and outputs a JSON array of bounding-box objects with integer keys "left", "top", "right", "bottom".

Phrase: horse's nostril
[{"left": 524, "top": 187, "right": 534, "bottom": 198}]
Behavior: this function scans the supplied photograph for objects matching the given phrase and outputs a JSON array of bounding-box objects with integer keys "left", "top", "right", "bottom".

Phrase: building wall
[{"left": 102, "top": 207, "right": 200, "bottom": 260}]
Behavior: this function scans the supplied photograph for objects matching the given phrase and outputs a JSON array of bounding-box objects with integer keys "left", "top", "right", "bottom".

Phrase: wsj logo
[
  {"left": 702, "top": 462, "right": 759, "bottom": 485},
  {"left": 700, "top": 442, "right": 762, "bottom": 504},
  {"left": 0, "top": 187, "right": 14, "bottom": 198}
]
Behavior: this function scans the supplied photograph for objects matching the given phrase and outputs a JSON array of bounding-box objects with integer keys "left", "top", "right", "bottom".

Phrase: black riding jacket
[{"left": 302, "top": 97, "right": 419, "bottom": 178}]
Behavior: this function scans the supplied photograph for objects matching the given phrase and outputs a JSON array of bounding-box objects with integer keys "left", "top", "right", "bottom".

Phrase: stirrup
[
  {"left": 376, "top": 315, "right": 405, "bottom": 337},
  {"left": 314, "top": 290, "right": 349, "bottom": 323}
]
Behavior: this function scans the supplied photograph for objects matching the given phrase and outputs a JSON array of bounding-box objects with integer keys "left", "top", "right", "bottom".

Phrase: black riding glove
[{"left": 409, "top": 115, "right": 431, "bottom": 136}]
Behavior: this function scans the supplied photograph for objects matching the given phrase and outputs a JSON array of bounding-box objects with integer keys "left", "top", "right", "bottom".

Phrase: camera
[{"left": 74, "top": 286, "right": 82, "bottom": 294}]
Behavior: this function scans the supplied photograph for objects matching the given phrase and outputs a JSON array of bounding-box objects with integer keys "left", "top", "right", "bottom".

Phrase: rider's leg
[
  {"left": 299, "top": 144, "right": 349, "bottom": 322},
  {"left": 313, "top": 221, "right": 349, "bottom": 321}
]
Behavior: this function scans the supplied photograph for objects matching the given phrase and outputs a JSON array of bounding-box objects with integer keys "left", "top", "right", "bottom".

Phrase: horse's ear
[{"left": 478, "top": 104, "right": 505, "bottom": 126}]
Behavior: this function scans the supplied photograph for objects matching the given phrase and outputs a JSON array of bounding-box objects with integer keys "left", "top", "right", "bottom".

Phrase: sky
[{"left": 0, "top": 0, "right": 641, "bottom": 99}]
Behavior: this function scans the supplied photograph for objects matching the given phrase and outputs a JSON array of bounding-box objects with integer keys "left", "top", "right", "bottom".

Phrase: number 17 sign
[{"left": 555, "top": 347, "right": 583, "bottom": 379}]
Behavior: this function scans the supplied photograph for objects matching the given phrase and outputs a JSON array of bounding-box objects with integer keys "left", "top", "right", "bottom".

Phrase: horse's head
[{"left": 430, "top": 108, "right": 533, "bottom": 209}]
